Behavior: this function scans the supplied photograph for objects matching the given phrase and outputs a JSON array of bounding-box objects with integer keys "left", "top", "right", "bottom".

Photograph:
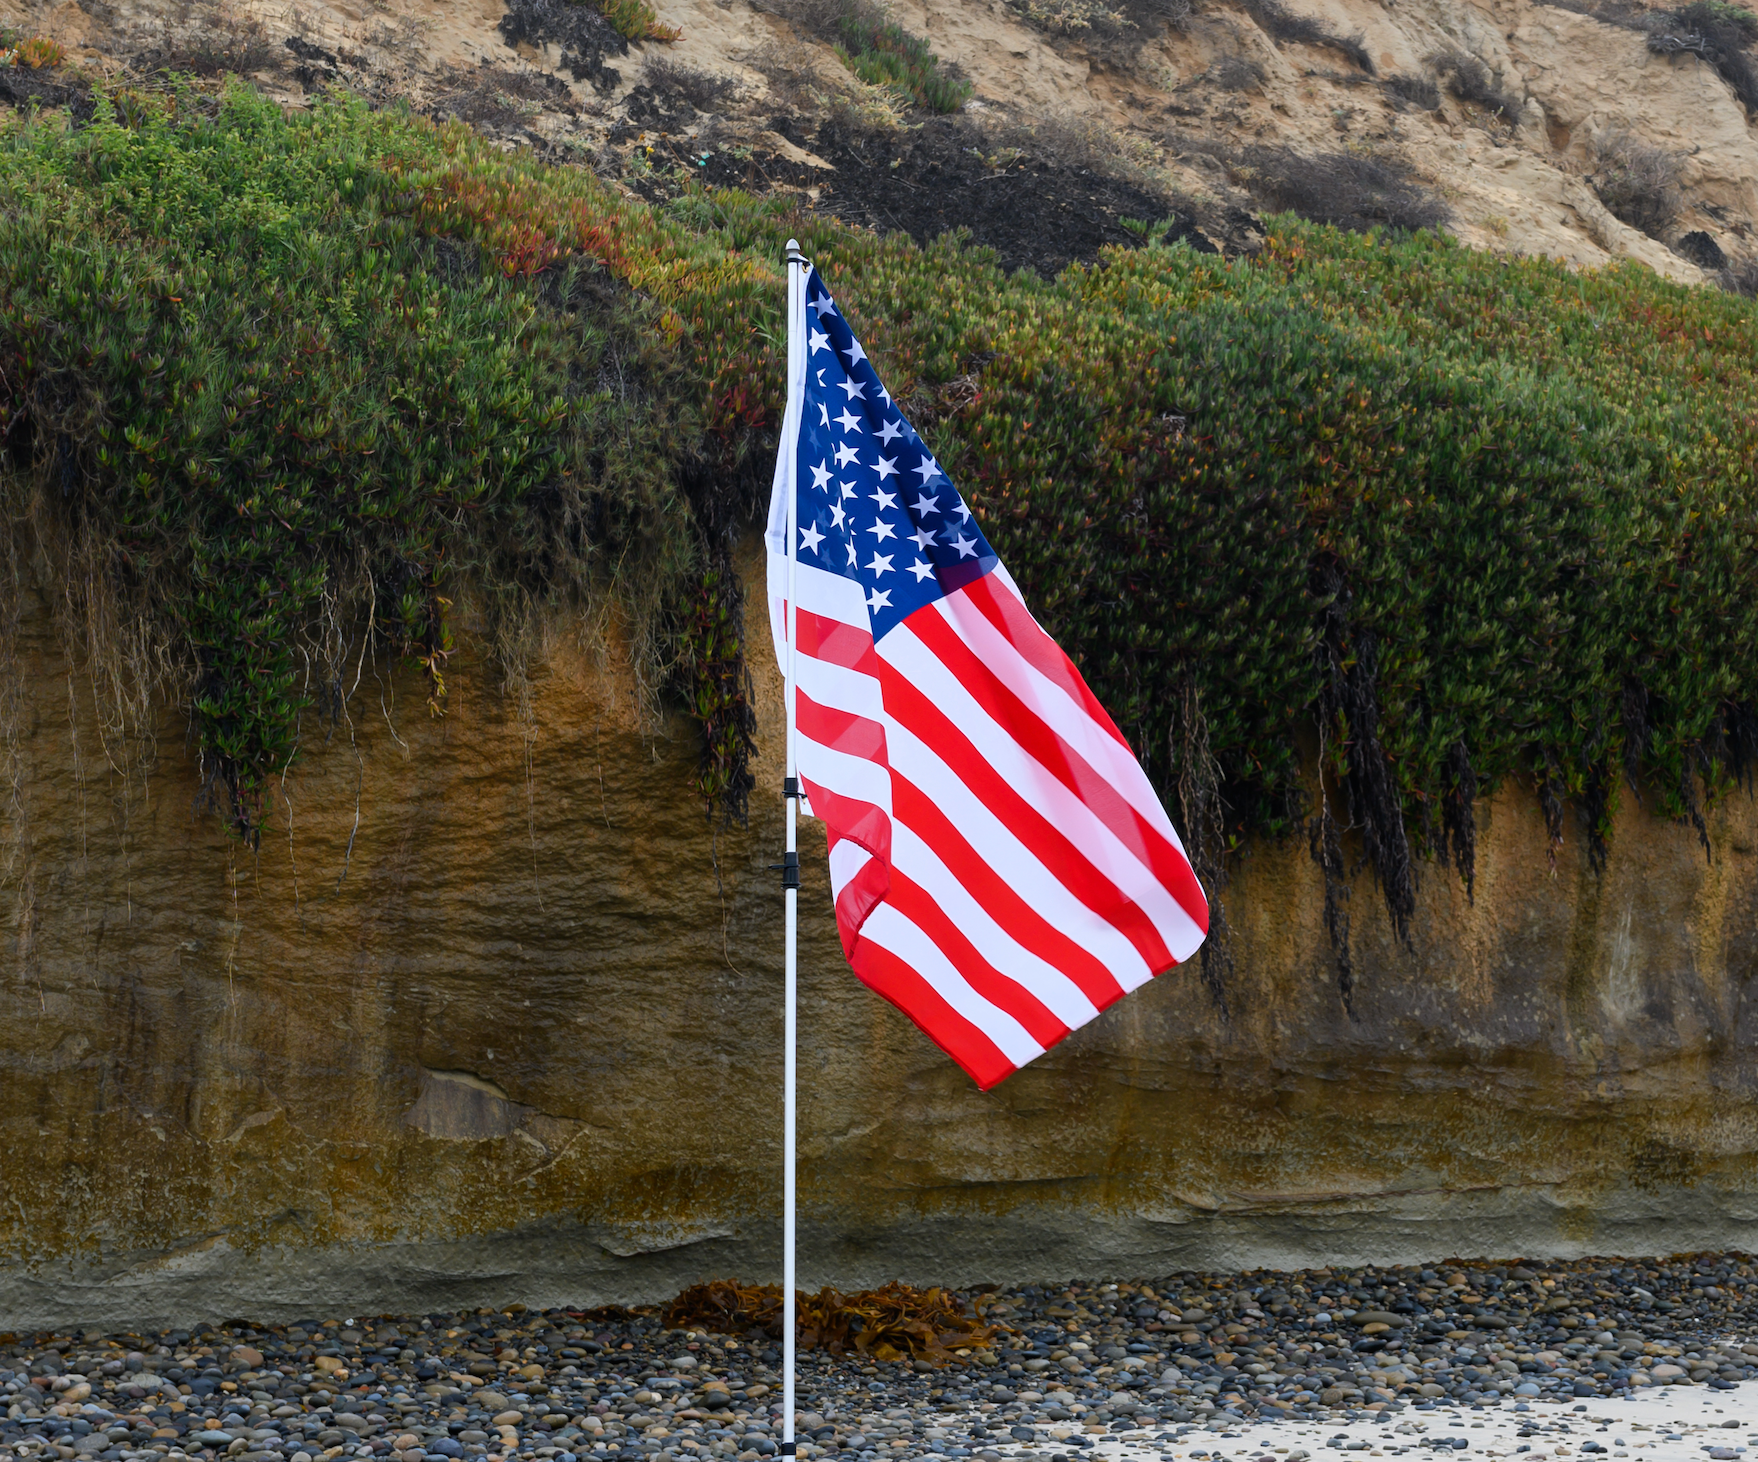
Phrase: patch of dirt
[
  {"left": 497, "top": 0, "right": 629, "bottom": 91},
  {"left": 283, "top": 34, "right": 345, "bottom": 91},
  {"left": 627, "top": 110, "right": 1226, "bottom": 271},
  {"left": 433, "top": 61, "right": 580, "bottom": 127},
  {"left": 610, "top": 78, "right": 713, "bottom": 138},
  {"left": 0, "top": 59, "right": 91, "bottom": 114},
  {"left": 1220, "top": 141, "right": 1450, "bottom": 232},
  {"left": 132, "top": 21, "right": 285, "bottom": 77},
  {"left": 804, "top": 114, "right": 1217, "bottom": 273}
]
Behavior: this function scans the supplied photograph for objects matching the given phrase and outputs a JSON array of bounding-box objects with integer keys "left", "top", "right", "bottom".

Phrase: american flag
[{"left": 766, "top": 264, "right": 1208, "bottom": 1089}]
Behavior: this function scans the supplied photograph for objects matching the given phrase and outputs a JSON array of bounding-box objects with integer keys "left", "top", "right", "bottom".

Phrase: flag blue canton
[{"left": 794, "top": 268, "right": 999, "bottom": 641}]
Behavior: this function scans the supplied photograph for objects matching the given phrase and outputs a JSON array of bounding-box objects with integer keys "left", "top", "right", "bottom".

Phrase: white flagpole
[{"left": 781, "top": 237, "right": 807, "bottom": 1462}]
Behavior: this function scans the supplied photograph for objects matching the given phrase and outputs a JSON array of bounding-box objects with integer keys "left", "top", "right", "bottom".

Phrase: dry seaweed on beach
[{"left": 661, "top": 1279, "right": 1008, "bottom": 1361}]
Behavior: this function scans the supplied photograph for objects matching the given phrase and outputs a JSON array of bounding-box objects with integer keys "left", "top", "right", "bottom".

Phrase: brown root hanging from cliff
[
  {"left": 1308, "top": 748, "right": 1353, "bottom": 1015},
  {"left": 681, "top": 549, "right": 758, "bottom": 828},
  {"left": 0, "top": 505, "right": 26, "bottom": 894},
  {"left": 1535, "top": 750, "right": 1566, "bottom": 872},
  {"left": 490, "top": 588, "right": 556, "bottom": 910},
  {"left": 1, "top": 528, "right": 43, "bottom": 1011},
  {"left": 1721, "top": 700, "right": 1758, "bottom": 793},
  {"left": 8, "top": 469, "right": 181, "bottom": 890},
  {"left": 31, "top": 502, "right": 176, "bottom": 799},
  {"left": 1313, "top": 561, "right": 1416, "bottom": 947},
  {"left": 1622, "top": 676, "right": 1651, "bottom": 801},
  {"left": 1173, "top": 681, "right": 1230, "bottom": 1015},
  {"left": 1579, "top": 756, "right": 1615, "bottom": 877},
  {"left": 1679, "top": 743, "right": 1711, "bottom": 862},
  {"left": 1439, "top": 738, "right": 1477, "bottom": 902}
]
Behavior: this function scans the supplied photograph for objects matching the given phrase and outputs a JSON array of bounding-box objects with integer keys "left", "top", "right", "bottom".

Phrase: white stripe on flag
[
  {"left": 931, "top": 590, "right": 1188, "bottom": 854},
  {"left": 881, "top": 717, "right": 1156, "bottom": 987},
  {"left": 797, "top": 737, "right": 894, "bottom": 813},
  {"left": 882, "top": 623, "right": 1205, "bottom": 967},
  {"left": 891, "top": 825, "right": 1100, "bottom": 1030},
  {"left": 827, "top": 838, "right": 874, "bottom": 902},
  {"left": 858, "top": 903, "right": 1046, "bottom": 1068}
]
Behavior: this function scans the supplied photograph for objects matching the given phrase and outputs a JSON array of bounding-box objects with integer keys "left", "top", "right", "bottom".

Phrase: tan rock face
[{"left": 2, "top": 543, "right": 1758, "bottom": 1330}]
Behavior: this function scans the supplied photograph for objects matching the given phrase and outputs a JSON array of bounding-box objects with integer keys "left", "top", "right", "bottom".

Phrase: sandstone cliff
[{"left": 2, "top": 536, "right": 1756, "bottom": 1330}]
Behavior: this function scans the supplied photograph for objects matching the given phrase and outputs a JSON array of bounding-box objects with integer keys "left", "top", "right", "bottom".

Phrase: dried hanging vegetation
[
  {"left": 1313, "top": 560, "right": 1416, "bottom": 951},
  {"left": 1235, "top": 0, "right": 1375, "bottom": 71},
  {"left": 1171, "top": 682, "right": 1231, "bottom": 1011},
  {"left": 661, "top": 1281, "right": 1006, "bottom": 1362}
]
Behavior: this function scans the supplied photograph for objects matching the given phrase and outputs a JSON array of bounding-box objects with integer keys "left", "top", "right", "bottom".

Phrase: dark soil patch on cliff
[
  {"left": 805, "top": 115, "right": 1213, "bottom": 274},
  {"left": 627, "top": 112, "right": 1229, "bottom": 275},
  {"left": 498, "top": 0, "right": 628, "bottom": 91},
  {"left": 0, "top": 63, "right": 92, "bottom": 117}
]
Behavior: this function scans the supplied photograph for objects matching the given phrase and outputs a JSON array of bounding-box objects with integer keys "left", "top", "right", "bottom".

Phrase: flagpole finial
[{"left": 786, "top": 239, "right": 807, "bottom": 265}]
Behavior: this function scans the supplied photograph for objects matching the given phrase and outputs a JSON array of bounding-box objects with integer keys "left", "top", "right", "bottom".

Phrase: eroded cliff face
[{"left": 2, "top": 544, "right": 1757, "bottom": 1332}]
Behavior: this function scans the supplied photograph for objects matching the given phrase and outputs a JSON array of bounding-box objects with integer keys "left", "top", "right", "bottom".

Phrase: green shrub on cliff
[
  {"left": 0, "top": 87, "right": 706, "bottom": 833},
  {"left": 2, "top": 80, "right": 1756, "bottom": 991}
]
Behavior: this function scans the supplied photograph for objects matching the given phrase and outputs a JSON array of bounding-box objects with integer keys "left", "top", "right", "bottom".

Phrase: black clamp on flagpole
[
  {"left": 767, "top": 851, "right": 800, "bottom": 889},
  {"left": 779, "top": 1446, "right": 797, "bottom": 1457},
  {"left": 784, "top": 776, "right": 801, "bottom": 799}
]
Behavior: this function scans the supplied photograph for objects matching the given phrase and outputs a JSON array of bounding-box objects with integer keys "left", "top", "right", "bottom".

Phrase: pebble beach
[{"left": 7, "top": 1255, "right": 1758, "bottom": 1462}]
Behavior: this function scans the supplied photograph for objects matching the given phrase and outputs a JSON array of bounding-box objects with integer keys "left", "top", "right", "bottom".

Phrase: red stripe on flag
[
  {"left": 849, "top": 938, "right": 1017, "bottom": 1091},
  {"left": 892, "top": 773, "right": 1126, "bottom": 1009},
  {"left": 881, "top": 665, "right": 1175, "bottom": 974},
  {"left": 796, "top": 607, "right": 880, "bottom": 675},
  {"left": 800, "top": 777, "right": 892, "bottom": 866},
  {"left": 796, "top": 688, "right": 888, "bottom": 762},
  {"left": 908, "top": 609, "right": 1209, "bottom": 937},
  {"left": 886, "top": 871, "right": 1071, "bottom": 1050},
  {"left": 958, "top": 573, "right": 1131, "bottom": 750}
]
